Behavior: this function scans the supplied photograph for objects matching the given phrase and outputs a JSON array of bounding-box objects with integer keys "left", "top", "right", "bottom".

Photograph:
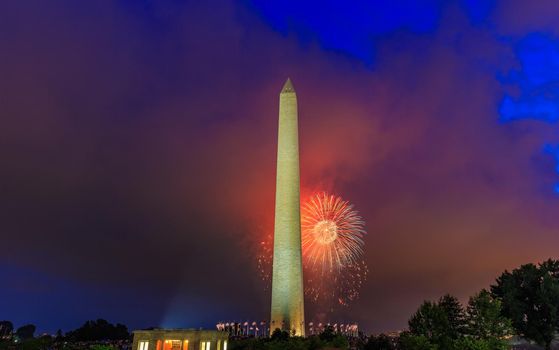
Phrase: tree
[
  {"left": 398, "top": 332, "right": 437, "bottom": 350},
  {"left": 465, "top": 289, "right": 511, "bottom": 347},
  {"left": 55, "top": 329, "right": 64, "bottom": 342},
  {"left": 306, "top": 335, "right": 325, "bottom": 350},
  {"left": 437, "top": 294, "right": 465, "bottom": 339},
  {"left": 15, "top": 324, "right": 36, "bottom": 340},
  {"left": 0, "top": 321, "right": 13, "bottom": 339},
  {"left": 318, "top": 326, "right": 336, "bottom": 342},
  {"left": 269, "top": 328, "right": 289, "bottom": 342},
  {"left": 408, "top": 301, "right": 450, "bottom": 345},
  {"left": 408, "top": 295, "right": 469, "bottom": 349},
  {"left": 365, "top": 334, "right": 395, "bottom": 350},
  {"left": 66, "top": 319, "right": 129, "bottom": 341},
  {"left": 451, "top": 337, "right": 491, "bottom": 350},
  {"left": 316, "top": 326, "right": 347, "bottom": 349},
  {"left": 491, "top": 259, "right": 559, "bottom": 350},
  {"left": 330, "top": 334, "right": 349, "bottom": 349}
]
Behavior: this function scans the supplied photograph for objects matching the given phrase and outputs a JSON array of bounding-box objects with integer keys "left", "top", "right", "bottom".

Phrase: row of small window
[{"left": 138, "top": 340, "right": 227, "bottom": 350}]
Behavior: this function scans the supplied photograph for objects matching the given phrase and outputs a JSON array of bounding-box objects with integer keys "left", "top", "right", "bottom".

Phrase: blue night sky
[{"left": 1, "top": 0, "right": 559, "bottom": 335}]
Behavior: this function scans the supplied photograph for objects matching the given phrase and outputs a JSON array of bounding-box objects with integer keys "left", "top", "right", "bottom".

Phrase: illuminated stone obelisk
[{"left": 270, "top": 78, "right": 305, "bottom": 336}]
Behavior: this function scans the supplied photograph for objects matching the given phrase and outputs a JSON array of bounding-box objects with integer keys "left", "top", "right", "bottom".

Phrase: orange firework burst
[
  {"left": 256, "top": 192, "right": 368, "bottom": 308},
  {"left": 301, "top": 193, "right": 365, "bottom": 272},
  {"left": 301, "top": 192, "right": 367, "bottom": 306}
]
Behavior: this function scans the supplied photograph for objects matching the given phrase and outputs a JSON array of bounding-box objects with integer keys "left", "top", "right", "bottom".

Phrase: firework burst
[
  {"left": 257, "top": 192, "right": 368, "bottom": 307},
  {"left": 301, "top": 192, "right": 365, "bottom": 272},
  {"left": 301, "top": 192, "right": 367, "bottom": 306}
]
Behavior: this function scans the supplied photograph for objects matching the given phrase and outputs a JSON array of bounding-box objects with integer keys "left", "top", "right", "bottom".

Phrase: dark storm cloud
[{"left": 1, "top": 0, "right": 559, "bottom": 334}]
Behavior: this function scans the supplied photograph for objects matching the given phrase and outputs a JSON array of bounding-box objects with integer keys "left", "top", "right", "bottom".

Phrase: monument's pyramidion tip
[{"left": 281, "top": 78, "right": 295, "bottom": 93}]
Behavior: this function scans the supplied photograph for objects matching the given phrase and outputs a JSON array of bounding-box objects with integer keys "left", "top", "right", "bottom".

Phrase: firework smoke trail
[{"left": 257, "top": 192, "right": 368, "bottom": 307}]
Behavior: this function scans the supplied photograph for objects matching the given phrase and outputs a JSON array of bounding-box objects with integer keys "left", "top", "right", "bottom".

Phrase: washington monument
[{"left": 270, "top": 78, "right": 305, "bottom": 336}]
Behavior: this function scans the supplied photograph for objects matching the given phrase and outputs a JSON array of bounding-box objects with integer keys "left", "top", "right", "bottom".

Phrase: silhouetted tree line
[
  {"left": 0, "top": 322, "right": 13, "bottom": 339},
  {"left": 391, "top": 291, "right": 511, "bottom": 350},
  {"left": 0, "top": 319, "right": 130, "bottom": 350},
  {"left": 0, "top": 322, "right": 36, "bottom": 341},
  {"left": 65, "top": 319, "right": 130, "bottom": 342},
  {"left": 231, "top": 259, "right": 559, "bottom": 350},
  {"left": 363, "top": 260, "right": 559, "bottom": 350}
]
